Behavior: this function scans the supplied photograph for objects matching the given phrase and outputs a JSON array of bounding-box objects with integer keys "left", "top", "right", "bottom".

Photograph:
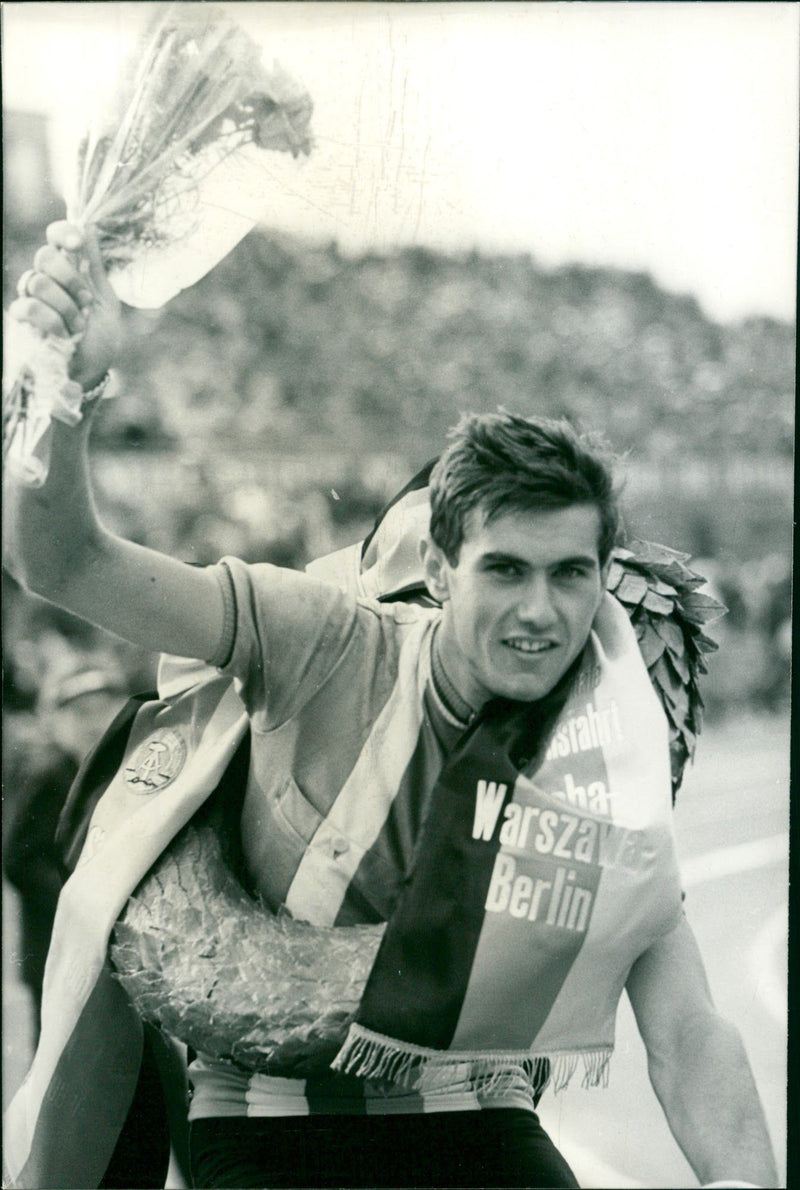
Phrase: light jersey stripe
[
  {"left": 187, "top": 1056, "right": 537, "bottom": 1118},
  {"left": 285, "top": 616, "right": 435, "bottom": 924}
]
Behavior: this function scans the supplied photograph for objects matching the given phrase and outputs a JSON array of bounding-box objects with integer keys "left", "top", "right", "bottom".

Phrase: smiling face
[{"left": 422, "top": 503, "right": 607, "bottom": 708}]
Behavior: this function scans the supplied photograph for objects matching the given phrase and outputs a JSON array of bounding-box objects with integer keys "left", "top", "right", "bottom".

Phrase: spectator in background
[{"left": 3, "top": 657, "right": 128, "bottom": 1035}]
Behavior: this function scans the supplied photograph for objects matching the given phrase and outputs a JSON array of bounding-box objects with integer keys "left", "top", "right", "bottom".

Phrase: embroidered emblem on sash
[{"left": 125, "top": 729, "right": 187, "bottom": 792}]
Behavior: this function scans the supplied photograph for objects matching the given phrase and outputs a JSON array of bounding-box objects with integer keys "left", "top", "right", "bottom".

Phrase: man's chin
[{"left": 490, "top": 671, "right": 562, "bottom": 704}]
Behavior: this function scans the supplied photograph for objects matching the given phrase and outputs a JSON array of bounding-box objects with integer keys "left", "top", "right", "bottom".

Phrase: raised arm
[
  {"left": 3, "top": 221, "right": 225, "bottom": 662},
  {"left": 625, "top": 914, "right": 778, "bottom": 1188}
]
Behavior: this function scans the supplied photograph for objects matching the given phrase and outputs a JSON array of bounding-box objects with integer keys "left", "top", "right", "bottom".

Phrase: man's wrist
[
  {"left": 81, "top": 371, "right": 118, "bottom": 403},
  {"left": 78, "top": 371, "right": 110, "bottom": 393},
  {"left": 52, "top": 370, "right": 119, "bottom": 427}
]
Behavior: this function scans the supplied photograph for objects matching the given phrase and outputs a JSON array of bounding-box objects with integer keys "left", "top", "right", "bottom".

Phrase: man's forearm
[
  {"left": 648, "top": 1011, "right": 778, "bottom": 1187},
  {"left": 4, "top": 219, "right": 236, "bottom": 666},
  {"left": 4, "top": 405, "right": 226, "bottom": 661},
  {"left": 4, "top": 219, "right": 124, "bottom": 602},
  {"left": 3, "top": 411, "right": 102, "bottom": 602}
]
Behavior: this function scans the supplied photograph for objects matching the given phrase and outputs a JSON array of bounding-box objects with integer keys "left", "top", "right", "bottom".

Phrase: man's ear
[{"left": 420, "top": 536, "right": 451, "bottom": 603}]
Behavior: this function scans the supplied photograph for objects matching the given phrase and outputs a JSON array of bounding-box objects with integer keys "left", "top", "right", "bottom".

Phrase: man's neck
[{"left": 430, "top": 623, "right": 478, "bottom": 725}]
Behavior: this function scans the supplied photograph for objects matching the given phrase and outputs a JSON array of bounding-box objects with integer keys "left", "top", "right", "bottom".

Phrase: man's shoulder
[
  {"left": 356, "top": 595, "right": 439, "bottom": 628},
  {"left": 241, "top": 559, "right": 438, "bottom": 632}
]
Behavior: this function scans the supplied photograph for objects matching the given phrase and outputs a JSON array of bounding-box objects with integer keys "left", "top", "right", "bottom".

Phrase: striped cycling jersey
[
  {"left": 187, "top": 1055, "right": 540, "bottom": 1119},
  {"left": 188, "top": 557, "right": 548, "bottom": 1118},
  {"left": 216, "top": 556, "right": 466, "bottom": 925}
]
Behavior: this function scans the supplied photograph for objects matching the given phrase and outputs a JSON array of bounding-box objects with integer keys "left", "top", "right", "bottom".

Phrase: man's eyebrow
[
  {"left": 479, "top": 550, "right": 599, "bottom": 568},
  {"left": 478, "top": 550, "right": 527, "bottom": 565},
  {"left": 551, "top": 553, "right": 600, "bottom": 569}
]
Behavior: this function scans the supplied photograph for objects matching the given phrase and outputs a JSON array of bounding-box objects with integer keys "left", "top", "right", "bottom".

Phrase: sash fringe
[{"left": 331, "top": 1024, "right": 612, "bottom": 1097}]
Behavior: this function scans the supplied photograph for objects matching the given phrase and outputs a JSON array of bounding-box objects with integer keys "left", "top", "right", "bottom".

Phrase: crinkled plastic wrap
[
  {"left": 4, "top": 1, "right": 313, "bottom": 485},
  {"left": 109, "top": 821, "right": 384, "bottom": 1075}
]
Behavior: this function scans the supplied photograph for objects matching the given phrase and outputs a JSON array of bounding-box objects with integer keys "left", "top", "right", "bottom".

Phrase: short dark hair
[{"left": 429, "top": 410, "right": 620, "bottom": 565}]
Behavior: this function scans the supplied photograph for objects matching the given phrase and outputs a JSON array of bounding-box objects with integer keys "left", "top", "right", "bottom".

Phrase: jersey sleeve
[{"left": 208, "top": 556, "right": 359, "bottom": 729}]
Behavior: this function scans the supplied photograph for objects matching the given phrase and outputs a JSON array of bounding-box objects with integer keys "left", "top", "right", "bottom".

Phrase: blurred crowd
[
  {"left": 3, "top": 196, "right": 792, "bottom": 1031},
  {"left": 700, "top": 552, "right": 792, "bottom": 714},
  {"left": 2, "top": 594, "right": 139, "bottom": 1030}
]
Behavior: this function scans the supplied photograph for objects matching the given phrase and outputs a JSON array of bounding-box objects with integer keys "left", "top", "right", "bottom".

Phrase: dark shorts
[{"left": 189, "top": 1108, "right": 581, "bottom": 1188}]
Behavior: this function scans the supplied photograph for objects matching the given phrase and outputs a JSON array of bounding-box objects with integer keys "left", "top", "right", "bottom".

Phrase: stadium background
[{"left": 2, "top": 6, "right": 793, "bottom": 1186}]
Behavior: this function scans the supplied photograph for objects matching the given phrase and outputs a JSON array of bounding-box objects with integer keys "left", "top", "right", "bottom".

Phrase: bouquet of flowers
[{"left": 4, "top": 1, "right": 313, "bottom": 485}]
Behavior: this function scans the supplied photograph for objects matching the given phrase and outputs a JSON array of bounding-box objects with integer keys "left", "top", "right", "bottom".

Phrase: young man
[{"left": 3, "top": 223, "right": 778, "bottom": 1189}]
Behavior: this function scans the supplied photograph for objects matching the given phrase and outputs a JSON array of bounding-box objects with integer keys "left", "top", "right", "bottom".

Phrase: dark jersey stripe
[
  {"left": 304, "top": 1071, "right": 368, "bottom": 1114},
  {"left": 350, "top": 665, "right": 581, "bottom": 1050},
  {"left": 334, "top": 688, "right": 466, "bottom": 926}
]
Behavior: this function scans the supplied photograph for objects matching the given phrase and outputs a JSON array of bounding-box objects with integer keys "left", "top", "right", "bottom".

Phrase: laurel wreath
[{"left": 109, "top": 541, "right": 724, "bottom": 1071}]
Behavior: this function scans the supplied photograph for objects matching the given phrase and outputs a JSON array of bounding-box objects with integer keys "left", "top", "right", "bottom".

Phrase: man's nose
[{"left": 516, "top": 575, "right": 558, "bottom": 626}]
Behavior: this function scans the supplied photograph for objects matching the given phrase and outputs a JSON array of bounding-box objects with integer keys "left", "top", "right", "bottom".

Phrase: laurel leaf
[
  {"left": 615, "top": 572, "right": 651, "bottom": 606},
  {"left": 648, "top": 577, "right": 679, "bottom": 598},
  {"left": 679, "top": 592, "right": 728, "bottom": 625},
  {"left": 643, "top": 588, "right": 676, "bottom": 616},
  {"left": 638, "top": 624, "right": 666, "bottom": 667},
  {"left": 664, "top": 643, "right": 691, "bottom": 686},
  {"left": 653, "top": 617, "right": 685, "bottom": 654},
  {"left": 692, "top": 632, "right": 720, "bottom": 654},
  {"left": 606, "top": 560, "right": 626, "bottom": 590}
]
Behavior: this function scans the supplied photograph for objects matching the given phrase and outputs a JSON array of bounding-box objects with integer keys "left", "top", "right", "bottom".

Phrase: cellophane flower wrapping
[
  {"left": 110, "top": 818, "right": 384, "bottom": 1075},
  {"left": 4, "top": 1, "right": 313, "bottom": 485}
]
